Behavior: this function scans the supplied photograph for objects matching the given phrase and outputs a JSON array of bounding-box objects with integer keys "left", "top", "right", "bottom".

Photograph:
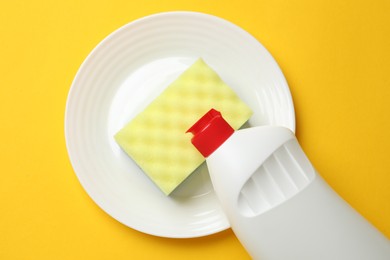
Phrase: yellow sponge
[{"left": 114, "top": 58, "right": 252, "bottom": 195}]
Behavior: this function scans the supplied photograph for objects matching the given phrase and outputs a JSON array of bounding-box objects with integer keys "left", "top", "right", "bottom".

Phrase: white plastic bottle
[{"left": 187, "top": 109, "right": 390, "bottom": 260}]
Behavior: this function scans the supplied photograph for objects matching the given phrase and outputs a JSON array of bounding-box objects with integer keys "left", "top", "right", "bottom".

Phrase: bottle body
[{"left": 206, "top": 126, "right": 390, "bottom": 260}]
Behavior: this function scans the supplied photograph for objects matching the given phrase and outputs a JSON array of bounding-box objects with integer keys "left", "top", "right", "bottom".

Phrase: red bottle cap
[{"left": 186, "top": 109, "right": 234, "bottom": 157}]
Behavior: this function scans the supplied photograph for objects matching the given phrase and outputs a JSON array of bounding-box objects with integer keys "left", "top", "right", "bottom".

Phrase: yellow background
[{"left": 1, "top": 0, "right": 389, "bottom": 259}]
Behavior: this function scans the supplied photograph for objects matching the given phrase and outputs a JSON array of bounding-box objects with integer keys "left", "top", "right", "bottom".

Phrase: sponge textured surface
[{"left": 115, "top": 59, "right": 252, "bottom": 195}]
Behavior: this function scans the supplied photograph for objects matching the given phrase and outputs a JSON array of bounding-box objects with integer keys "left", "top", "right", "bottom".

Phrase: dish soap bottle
[{"left": 186, "top": 108, "right": 390, "bottom": 260}]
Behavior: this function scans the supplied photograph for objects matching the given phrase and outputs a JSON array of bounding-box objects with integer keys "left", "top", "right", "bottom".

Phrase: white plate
[{"left": 65, "top": 11, "right": 295, "bottom": 238}]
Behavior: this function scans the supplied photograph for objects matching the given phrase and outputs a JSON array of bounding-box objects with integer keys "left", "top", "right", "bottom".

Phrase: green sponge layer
[{"left": 115, "top": 58, "right": 252, "bottom": 195}]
